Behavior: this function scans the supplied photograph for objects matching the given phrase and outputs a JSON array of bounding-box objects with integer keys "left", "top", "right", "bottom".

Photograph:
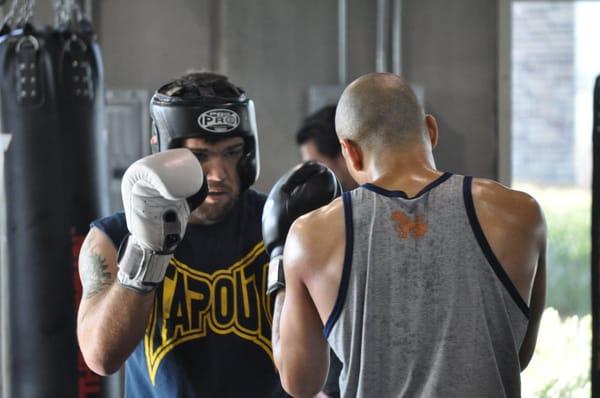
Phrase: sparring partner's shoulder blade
[
  {"left": 469, "top": 177, "right": 546, "bottom": 309},
  {"left": 470, "top": 177, "right": 546, "bottom": 262},
  {"left": 285, "top": 197, "right": 344, "bottom": 266},
  {"left": 283, "top": 197, "right": 345, "bottom": 323},
  {"left": 471, "top": 178, "right": 545, "bottom": 236}
]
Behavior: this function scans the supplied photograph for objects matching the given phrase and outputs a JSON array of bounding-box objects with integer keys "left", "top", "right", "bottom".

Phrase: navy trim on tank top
[
  {"left": 90, "top": 211, "right": 127, "bottom": 249},
  {"left": 463, "top": 176, "right": 530, "bottom": 319},
  {"left": 324, "top": 191, "right": 354, "bottom": 338},
  {"left": 362, "top": 172, "right": 453, "bottom": 199}
]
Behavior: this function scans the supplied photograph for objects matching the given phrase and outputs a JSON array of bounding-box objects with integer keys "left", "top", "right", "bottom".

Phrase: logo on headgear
[{"left": 198, "top": 109, "right": 240, "bottom": 133}]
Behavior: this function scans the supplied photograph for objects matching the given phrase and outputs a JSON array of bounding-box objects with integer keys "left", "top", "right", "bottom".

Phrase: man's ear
[
  {"left": 340, "top": 139, "right": 363, "bottom": 172},
  {"left": 425, "top": 114, "right": 439, "bottom": 149}
]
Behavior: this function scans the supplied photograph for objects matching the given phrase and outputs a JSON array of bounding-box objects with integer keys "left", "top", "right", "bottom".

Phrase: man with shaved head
[{"left": 268, "top": 73, "right": 546, "bottom": 397}]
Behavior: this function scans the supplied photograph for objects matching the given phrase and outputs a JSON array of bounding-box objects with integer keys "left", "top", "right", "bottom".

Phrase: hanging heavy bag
[
  {"left": 53, "top": 21, "right": 106, "bottom": 398},
  {"left": 57, "top": 21, "right": 106, "bottom": 234},
  {"left": 0, "top": 23, "right": 78, "bottom": 398}
]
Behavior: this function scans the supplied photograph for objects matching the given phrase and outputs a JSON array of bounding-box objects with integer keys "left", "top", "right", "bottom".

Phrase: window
[{"left": 508, "top": 1, "right": 596, "bottom": 395}]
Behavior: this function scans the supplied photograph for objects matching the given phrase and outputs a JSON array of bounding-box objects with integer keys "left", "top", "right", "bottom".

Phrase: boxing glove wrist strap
[
  {"left": 266, "top": 255, "right": 286, "bottom": 295},
  {"left": 117, "top": 234, "right": 173, "bottom": 294}
]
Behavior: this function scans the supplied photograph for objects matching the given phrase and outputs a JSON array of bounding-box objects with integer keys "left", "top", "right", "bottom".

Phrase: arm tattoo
[{"left": 80, "top": 230, "right": 114, "bottom": 299}]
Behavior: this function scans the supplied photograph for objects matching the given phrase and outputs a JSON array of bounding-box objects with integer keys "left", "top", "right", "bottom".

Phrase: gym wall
[{"left": 91, "top": 0, "right": 500, "bottom": 193}]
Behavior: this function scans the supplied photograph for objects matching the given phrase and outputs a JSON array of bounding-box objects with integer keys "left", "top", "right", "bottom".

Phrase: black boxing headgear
[{"left": 149, "top": 73, "right": 260, "bottom": 191}]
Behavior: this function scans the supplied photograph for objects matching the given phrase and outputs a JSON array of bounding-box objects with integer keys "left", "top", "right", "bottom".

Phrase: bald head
[{"left": 335, "top": 73, "right": 425, "bottom": 152}]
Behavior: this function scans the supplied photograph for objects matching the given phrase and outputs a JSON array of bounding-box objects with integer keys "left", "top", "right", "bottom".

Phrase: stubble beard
[{"left": 188, "top": 194, "right": 237, "bottom": 225}]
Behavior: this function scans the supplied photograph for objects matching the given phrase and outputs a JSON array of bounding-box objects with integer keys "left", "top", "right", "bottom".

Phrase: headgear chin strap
[{"left": 149, "top": 85, "right": 260, "bottom": 192}]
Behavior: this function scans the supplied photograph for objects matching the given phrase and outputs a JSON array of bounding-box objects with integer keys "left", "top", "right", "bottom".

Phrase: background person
[{"left": 296, "top": 105, "right": 358, "bottom": 192}]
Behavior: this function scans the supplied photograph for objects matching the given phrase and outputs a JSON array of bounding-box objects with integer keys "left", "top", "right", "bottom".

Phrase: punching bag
[
  {"left": 0, "top": 24, "right": 77, "bottom": 398},
  {"left": 592, "top": 75, "right": 600, "bottom": 398},
  {"left": 57, "top": 21, "right": 105, "bottom": 232},
  {"left": 55, "top": 21, "right": 105, "bottom": 398},
  {"left": 0, "top": 9, "right": 107, "bottom": 395}
]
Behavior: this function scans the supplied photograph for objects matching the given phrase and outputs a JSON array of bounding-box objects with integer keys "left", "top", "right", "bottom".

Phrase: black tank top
[{"left": 92, "top": 189, "right": 286, "bottom": 398}]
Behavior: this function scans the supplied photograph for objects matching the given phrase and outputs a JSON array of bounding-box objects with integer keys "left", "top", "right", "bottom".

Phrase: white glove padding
[
  {"left": 118, "top": 148, "right": 205, "bottom": 293},
  {"left": 122, "top": 148, "right": 204, "bottom": 251}
]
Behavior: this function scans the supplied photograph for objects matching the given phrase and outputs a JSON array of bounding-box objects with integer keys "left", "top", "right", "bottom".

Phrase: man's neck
[{"left": 362, "top": 147, "right": 441, "bottom": 196}]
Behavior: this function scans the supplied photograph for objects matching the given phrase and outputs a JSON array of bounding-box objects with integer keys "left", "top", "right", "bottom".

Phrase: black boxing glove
[{"left": 262, "top": 161, "right": 342, "bottom": 295}]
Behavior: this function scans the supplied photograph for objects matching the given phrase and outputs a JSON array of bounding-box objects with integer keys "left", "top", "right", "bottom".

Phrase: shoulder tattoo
[{"left": 79, "top": 229, "right": 114, "bottom": 299}]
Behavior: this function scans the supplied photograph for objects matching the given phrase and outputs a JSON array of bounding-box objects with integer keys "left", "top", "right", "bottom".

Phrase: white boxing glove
[{"left": 117, "top": 148, "right": 206, "bottom": 293}]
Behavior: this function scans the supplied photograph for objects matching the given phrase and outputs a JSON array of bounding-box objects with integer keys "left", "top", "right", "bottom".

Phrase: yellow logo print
[{"left": 144, "top": 242, "right": 272, "bottom": 384}]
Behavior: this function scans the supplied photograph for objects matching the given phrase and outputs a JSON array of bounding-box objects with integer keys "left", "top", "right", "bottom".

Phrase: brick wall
[{"left": 512, "top": 3, "right": 575, "bottom": 184}]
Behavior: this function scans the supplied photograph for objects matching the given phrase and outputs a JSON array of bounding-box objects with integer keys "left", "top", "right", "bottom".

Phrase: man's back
[
  {"left": 294, "top": 173, "right": 545, "bottom": 397},
  {"left": 271, "top": 73, "right": 545, "bottom": 398}
]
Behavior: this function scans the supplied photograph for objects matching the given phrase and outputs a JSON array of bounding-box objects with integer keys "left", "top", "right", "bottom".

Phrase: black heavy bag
[
  {"left": 592, "top": 75, "right": 600, "bottom": 398},
  {"left": 56, "top": 21, "right": 105, "bottom": 233},
  {"left": 0, "top": 25, "right": 77, "bottom": 398},
  {"left": 54, "top": 22, "right": 105, "bottom": 398}
]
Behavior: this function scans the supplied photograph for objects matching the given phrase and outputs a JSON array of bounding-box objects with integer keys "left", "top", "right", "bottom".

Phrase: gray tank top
[{"left": 324, "top": 173, "right": 529, "bottom": 397}]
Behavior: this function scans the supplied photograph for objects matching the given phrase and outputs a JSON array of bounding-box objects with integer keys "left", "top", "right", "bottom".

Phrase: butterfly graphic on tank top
[{"left": 391, "top": 211, "right": 428, "bottom": 239}]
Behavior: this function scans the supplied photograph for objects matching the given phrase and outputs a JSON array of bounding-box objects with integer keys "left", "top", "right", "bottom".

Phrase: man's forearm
[
  {"left": 271, "top": 290, "right": 286, "bottom": 368},
  {"left": 78, "top": 283, "right": 154, "bottom": 375},
  {"left": 77, "top": 228, "right": 156, "bottom": 375},
  {"left": 272, "top": 288, "right": 329, "bottom": 397}
]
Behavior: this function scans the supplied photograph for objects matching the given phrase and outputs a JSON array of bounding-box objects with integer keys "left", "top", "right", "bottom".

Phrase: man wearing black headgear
[{"left": 77, "top": 73, "right": 285, "bottom": 397}]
